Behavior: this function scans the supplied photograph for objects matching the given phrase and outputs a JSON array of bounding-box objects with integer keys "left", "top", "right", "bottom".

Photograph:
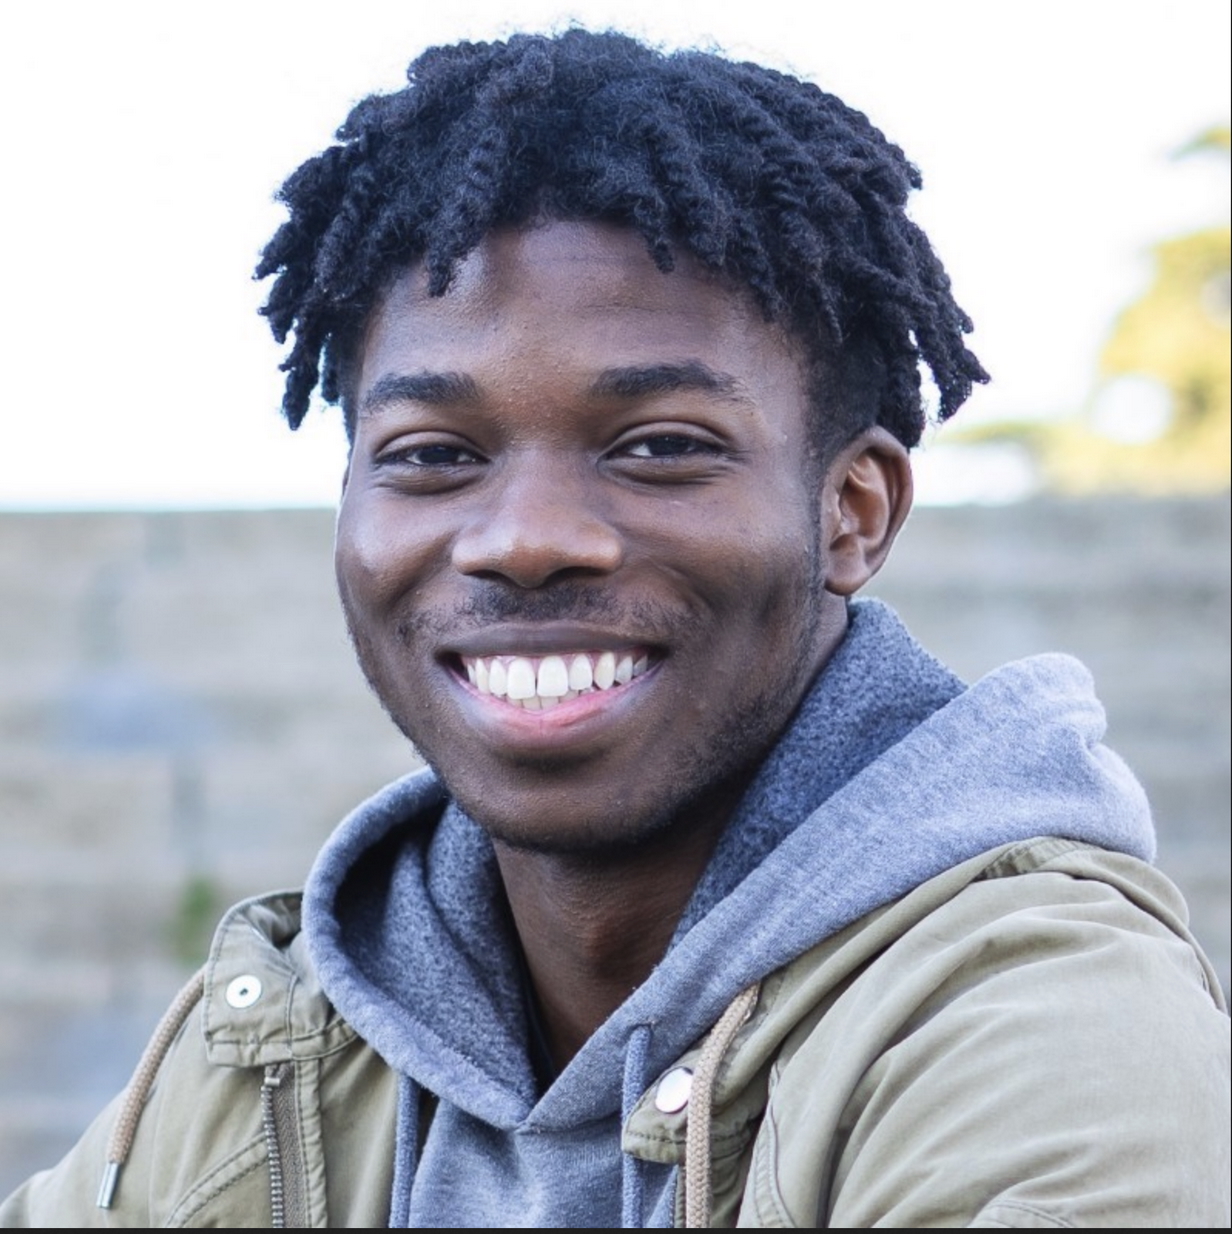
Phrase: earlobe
[{"left": 821, "top": 428, "right": 913, "bottom": 597}]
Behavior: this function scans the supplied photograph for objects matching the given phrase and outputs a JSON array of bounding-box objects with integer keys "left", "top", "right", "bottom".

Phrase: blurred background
[{"left": 1, "top": 0, "right": 1228, "bottom": 1195}]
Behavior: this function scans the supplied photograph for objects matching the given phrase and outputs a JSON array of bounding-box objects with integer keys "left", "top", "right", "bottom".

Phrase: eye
[
  {"left": 398, "top": 443, "right": 482, "bottom": 467},
  {"left": 621, "top": 434, "right": 716, "bottom": 459},
  {"left": 368, "top": 435, "right": 487, "bottom": 493},
  {"left": 606, "top": 428, "right": 733, "bottom": 485},
  {"left": 376, "top": 440, "right": 484, "bottom": 469}
]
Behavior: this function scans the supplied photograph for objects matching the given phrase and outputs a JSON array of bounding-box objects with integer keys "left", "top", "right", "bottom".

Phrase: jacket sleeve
[
  {"left": 747, "top": 854, "right": 1231, "bottom": 1228},
  {"left": 1, "top": 1001, "right": 399, "bottom": 1228},
  {"left": 0, "top": 1003, "right": 275, "bottom": 1229},
  {"left": 1, "top": 1091, "right": 131, "bottom": 1228}
]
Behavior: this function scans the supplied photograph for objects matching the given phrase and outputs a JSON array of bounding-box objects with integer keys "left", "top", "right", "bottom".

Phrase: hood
[{"left": 303, "top": 599, "right": 1153, "bottom": 1137}]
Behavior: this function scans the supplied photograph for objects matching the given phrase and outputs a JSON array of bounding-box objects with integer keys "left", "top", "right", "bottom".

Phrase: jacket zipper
[
  {"left": 262, "top": 1064, "right": 288, "bottom": 1227},
  {"left": 262, "top": 1062, "right": 309, "bottom": 1227}
]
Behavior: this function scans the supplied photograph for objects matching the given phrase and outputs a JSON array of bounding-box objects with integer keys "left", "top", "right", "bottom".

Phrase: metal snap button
[
  {"left": 654, "top": 1066, "right": 694, "bottom": 1113},
  {"left": 225, "top": 974, "right": 263, "bottom": 1009}
]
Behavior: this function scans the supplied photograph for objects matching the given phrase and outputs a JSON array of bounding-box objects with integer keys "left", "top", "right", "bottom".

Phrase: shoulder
[
  {"left": 1, "top": 891, "right": 397, "bottom": 1229},
  {"left": 747, "top": 839, "right": 1231, "bottom": 1227}
]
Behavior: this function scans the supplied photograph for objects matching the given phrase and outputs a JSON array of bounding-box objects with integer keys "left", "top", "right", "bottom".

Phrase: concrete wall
[{"left": 1, "top": 497, "right": 1228, "bottom": 1194}]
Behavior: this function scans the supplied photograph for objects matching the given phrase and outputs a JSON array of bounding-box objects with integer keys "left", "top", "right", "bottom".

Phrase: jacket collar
[{"left": 202, "top": 890, "right": 358, "bottom": 1068}]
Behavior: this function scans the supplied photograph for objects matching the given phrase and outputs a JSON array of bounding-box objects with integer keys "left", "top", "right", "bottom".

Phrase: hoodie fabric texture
[{"left": 302, "top": 599, "right": 1157, "bottom": 1228}]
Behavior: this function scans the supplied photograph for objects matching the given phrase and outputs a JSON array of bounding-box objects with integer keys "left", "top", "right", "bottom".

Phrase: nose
[{"left": 451, "top": 454, "right": 624, "bottom": 588}]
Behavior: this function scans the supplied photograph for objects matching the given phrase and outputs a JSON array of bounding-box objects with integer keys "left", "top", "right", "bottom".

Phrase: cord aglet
[{"left": 96, "top": 1160, "right": 121, "bottom": 1209}]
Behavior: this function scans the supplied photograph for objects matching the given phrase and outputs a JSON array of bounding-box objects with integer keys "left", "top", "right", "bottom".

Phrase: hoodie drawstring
[
  {"left": 621, "top": 1024, "right": 653, "bottom": 1227},
  {"left": 96, "top": 965, "right": 207, "bottom": 1209},
  {"left": 388, "top": 1073, "right": 423, "bottom": 1227},
  {"left": 683, "top": 983, "right": 760, "bottom": 1230}
]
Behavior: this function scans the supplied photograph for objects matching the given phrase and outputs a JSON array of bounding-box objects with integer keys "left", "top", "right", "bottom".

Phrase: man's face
[{"left": 336, "top": 221, "right": 849, "bottom": 854}]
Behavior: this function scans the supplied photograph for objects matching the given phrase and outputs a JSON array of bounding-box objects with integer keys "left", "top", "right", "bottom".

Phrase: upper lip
[{"left": 443, "top": 623, "right": 664, "bottom": 659}]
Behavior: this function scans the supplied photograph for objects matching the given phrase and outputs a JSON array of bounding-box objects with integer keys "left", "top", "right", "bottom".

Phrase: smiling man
[{"left": 4, "top": 29, "right": 1228, "bottom": 1230}]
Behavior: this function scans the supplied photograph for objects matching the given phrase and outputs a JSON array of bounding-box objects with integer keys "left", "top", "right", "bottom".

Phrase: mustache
[{"left": 396, "top": 582, "right": 692, "bottom": 641}]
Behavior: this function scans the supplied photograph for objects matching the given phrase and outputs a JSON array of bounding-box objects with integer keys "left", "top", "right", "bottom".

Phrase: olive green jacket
[{"left": 4, "top": 839, "right": 1229, "bottom": 1227}]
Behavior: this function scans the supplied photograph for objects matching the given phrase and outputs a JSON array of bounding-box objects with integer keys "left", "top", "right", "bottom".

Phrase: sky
[{"left": 1, "top": 0, "right": 1228, "bottom": 508}]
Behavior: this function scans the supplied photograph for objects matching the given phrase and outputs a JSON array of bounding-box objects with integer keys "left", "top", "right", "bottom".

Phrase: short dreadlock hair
[{"left": 257, "top": 29, "right": 987, "bottom": 456}]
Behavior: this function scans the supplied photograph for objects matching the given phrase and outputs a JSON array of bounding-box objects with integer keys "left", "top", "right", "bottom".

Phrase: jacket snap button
[
  {"left": 654, "top": 1067, "right": 694, "bottom": 1113},
  {"left": 225, "top": 974, "right": 263, "bottom": 1009}
]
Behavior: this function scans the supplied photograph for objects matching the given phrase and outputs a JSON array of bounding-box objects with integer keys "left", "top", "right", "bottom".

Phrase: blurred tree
[{"left": 960, "top": 127, "right": 1231, "bottom": 495}]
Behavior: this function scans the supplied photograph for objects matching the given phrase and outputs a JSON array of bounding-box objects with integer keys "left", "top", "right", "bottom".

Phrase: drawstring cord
[
  {"left": 621, "top": 1024, "right": 653, "bottom": 1227},
  {"left": 684, "top": 983, "right": 759, "bottom": 1230},
  {"left": 388, "top": 1073, "right": 422, "bottom": 1227},
  {"left": 96, "top": 965, "right": 207, "bottom": 1209}
]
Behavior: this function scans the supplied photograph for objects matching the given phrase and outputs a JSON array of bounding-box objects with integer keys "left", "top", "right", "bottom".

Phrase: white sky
[{"left": 0, "top": 0, "right": 1228, "bottom": 508}]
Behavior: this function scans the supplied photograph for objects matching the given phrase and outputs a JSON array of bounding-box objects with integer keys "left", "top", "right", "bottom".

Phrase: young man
[{"left": 4, "top": 30, "right": 1228, "bottom": 1228}]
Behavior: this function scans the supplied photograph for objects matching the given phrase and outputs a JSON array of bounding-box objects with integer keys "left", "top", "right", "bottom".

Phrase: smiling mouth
[{"left": 458, "top": 650, "right": 653, "bottom": 711}]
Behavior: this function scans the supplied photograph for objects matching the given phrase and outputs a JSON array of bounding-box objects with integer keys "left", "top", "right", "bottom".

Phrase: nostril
[{"left": 452, "top": 512, "right": 624, "bottom": 588}]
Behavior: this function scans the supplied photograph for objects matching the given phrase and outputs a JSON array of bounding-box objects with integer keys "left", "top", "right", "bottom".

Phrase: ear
[{"left": 820, "top": 427, "right": 913, "bottom": 597}]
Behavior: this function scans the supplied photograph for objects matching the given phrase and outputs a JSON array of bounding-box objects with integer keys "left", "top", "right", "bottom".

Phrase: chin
[{"left": 439, "top": 754, "right": 756, "bottom": 865}]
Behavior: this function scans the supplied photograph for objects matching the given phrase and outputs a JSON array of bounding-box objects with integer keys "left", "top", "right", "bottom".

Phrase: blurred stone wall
[{"left": 1, "top": 497, "right": 1228, "bottom": 1195}]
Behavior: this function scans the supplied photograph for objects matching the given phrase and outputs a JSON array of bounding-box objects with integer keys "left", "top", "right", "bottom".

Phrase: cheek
[
  {"left": 640, "top": 489, "right": 820, "bottom": 609},
  {"left": 335, "top": 502, "right": 379, "bottom": 610},
  {"left": 335, "top": 486, "right": 450, "bottom": 616},
  {"left": 706, "top": 513, "right": 827, "bottom": 659}
]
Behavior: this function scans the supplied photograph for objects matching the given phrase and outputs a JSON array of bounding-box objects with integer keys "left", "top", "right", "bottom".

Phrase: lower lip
[{"left": 450, "top": 664, "right": 658, "bottom": 743}]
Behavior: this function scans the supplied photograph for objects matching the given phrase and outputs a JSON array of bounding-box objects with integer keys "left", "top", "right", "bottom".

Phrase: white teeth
[
  {"left": 506, "top": 657, "right": 536, "bottom": 700},
  {"left": 463, "top": 649, "right": 652, "bottom": 707},
  {"left": 537, "top": 656, "right": 569, "bottom": 697},
  {"left": 593, "top": 651, "right": 616, "bottom": 690},
  {"left": 489, "top": 659, "right": 507, "bottom": 698},
  {"left": 568, "top": 654, "right": 593, "bottom": 692}
]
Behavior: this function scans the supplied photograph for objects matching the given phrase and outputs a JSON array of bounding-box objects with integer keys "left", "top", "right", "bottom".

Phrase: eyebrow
[
  {"left": 588, "top": 361, "right": 748, "bottom": 403},
  {"left": 358, "top": 371, "right": 481, "bottom": 417},
  {"left": 357, "top": 359, "right": 750, "bottom": 418}
]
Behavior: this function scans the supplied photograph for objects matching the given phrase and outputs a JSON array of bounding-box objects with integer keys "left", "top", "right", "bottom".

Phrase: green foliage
[
  {"left": 960, "top": 126, "right": 1231, "bottom": 496},
  {"left": 167, "top": 873, "right": 223, "bottom": 967},
  {"left": 1070, "top": 222, "right": 1229, "bottom": 492}
]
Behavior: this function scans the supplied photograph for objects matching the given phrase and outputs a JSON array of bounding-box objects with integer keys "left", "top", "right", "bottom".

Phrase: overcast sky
[{"left": 1, "top": 0, "right": 1228, "bottom": 508}]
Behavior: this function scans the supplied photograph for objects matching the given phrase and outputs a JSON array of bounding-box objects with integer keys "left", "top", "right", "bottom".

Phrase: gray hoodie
[{"left": 302, "top": 599, "right": 1154, "bottom": 1227}]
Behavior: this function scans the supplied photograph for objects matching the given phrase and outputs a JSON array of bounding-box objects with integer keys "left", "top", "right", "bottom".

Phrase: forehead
[{"left": 355, "top": 221, "right": 809, "bottom": 413}]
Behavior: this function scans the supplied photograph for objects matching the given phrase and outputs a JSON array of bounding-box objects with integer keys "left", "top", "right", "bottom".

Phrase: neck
[
  {"left": 493, "top": 606, "right": 852, "bottom": 1073},
  {"left": 493, "top": 779, "right": 744, "bottom": 1071}
]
